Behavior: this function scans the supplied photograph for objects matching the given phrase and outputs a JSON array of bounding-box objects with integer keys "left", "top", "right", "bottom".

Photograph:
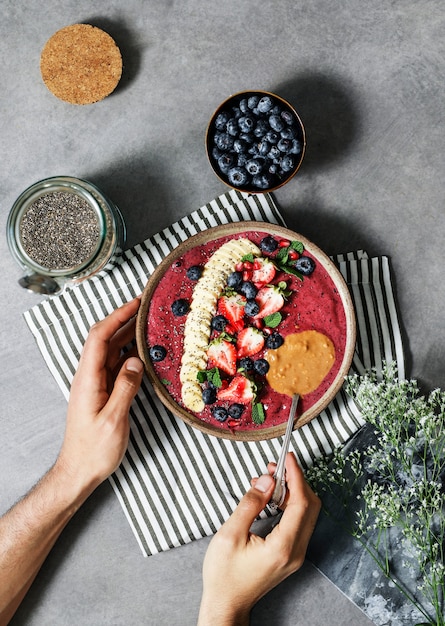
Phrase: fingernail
[
  {"left": 126, "top": 357, "right": 143, "bottom": 373},
  {"left": 254, "top": 474, "right": 274, "bottom": 493}
]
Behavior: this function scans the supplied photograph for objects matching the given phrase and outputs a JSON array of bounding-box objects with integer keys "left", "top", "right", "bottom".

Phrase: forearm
[{"left": 0, "top": 460, "right": 95, "bottom": 624}]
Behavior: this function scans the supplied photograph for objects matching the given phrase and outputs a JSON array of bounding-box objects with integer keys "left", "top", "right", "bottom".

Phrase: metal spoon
[{"left": 270, "top": 393, "right": 299, "bottom": 509}]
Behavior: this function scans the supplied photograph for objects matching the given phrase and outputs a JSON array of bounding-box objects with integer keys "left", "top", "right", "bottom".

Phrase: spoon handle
[{"left": 270, "top": 394, "right": 299, "bottom": 508}]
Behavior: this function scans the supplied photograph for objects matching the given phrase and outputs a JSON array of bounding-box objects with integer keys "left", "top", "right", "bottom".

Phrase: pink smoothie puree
[{"left": 145, "top": 230, "right": 347, "bottom": 433}]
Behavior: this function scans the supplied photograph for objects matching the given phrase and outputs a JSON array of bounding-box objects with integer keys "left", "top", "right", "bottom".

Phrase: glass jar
[{"left": 6, "top": 176, "right": 126, "bottom": 295}]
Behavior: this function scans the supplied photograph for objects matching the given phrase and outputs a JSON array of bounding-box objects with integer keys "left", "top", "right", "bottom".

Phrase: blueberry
[
  {"left": 238, "top": 356, "right": 254, "bottom": 371},
  {"left": 228, "top": 403, "right": 245, "bottom": 419},
  {"left": 252, "top": 173, "right": 273, "bottom": 189},
  {"left": 277, "top": 138, "right": 292, "bottom": 153},
  {"left": 171, "top": 298, "right": 190, "bottom": 316},
  {"left": 227, "top": 271, "right": 243, "bottom": 289},
  {"left": 265, "top": 130, "right": 279, "bottom": 144},
  {"left": 239, "top": 98, "right": 249, "bottom": 113},
  {"left": 239, "top": 132, "right": 254, "bottom": 144},
  {"left": 215, "top": 111, "right": 230, "bottom": 131},
  {"left": 211, "top": 314, "right": 228, "bottom": 332},
  {"left": 186, "top": 265, "right": 203, "bottom": 280},
  {"left": 239, "top": 281, "right": 258, "bottom": 299},
  {"left": 149, "top": 345, "right": 167, "bottom": 362},
  {"left": 238, "top": 116, "right": 255, "bottom": 133},
  {"left": 226, "top": 118, "right": 239, "bottom": 136},
  {"left": 280, "top": 154, "right": 296, "bottom": 173},
  {"left": 246, "top": 158, "right": 264, "bottom": 175},
  {"left": 256, "top": 139, "right": 270, "bottom": 156},
  {"left": 269, "top": 114, "right": 285, "bottom": 132},
  {"left": 233, "top": 138, "right": 248, "bottom": 154},
  {"left": 218, "top": 153, "right": 235, "bottom": 174},
  {"left": 212, "top": 146, "right": 223, "bottom": 160},
  {"left": 253, "top": 119, "right": 269, "bottom": 138},
  {"left": 260, "top": 235, "right": 278, "bottom": 253},
  {"left": 265, "top": 332, "right": 284, "bottom": 349},
  {"left": 211, "top": 406, "right": 228, "bottom": 422},
  {"left": 245, "top": 299, "right": 260, "bottom": 317},
  {"left": 257, "top": 95, "right": 274, "bottom": 113},
  {"left": 248, "top": 143, "right": 261, "bottom": 157},
  {"left": 253, "top": 358, "right": 270, "bottom": 376},
  {"left": 295, "top": 256, "right": 316, "bottom": 276},
  {"left": 281, "top": 109, "right": 294, "bottom": 125},
  {"left": 202, "top": 387, "right": 217, "bottom": 405},
  {"left": 237, "top": 153, "right": 248, "bottom": 167},
  {"left": 214, "top": 132, "right": 234, "bottom": 151},
  {"left": 227, "top": 166, "right": 249, "bottom": 187},
  {"left": 267, "top": 145, "right": 281, "bottom": 161},
  {"left": 280, "top": 126, "right": 297, "bottom": 140},
  {"left": 247, "top": 95, "right": 259, "bottom": 109},
  {"left": 290, "top": 139, "right": 302, "bottom": 155}
]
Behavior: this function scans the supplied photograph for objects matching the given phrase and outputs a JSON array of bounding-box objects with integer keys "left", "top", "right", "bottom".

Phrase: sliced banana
[{"left": 180, "top": 238, "right": 260, "bottom": 412}]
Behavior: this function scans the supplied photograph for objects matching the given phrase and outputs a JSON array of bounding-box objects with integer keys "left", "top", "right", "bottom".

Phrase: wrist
[
  {"left": 50, "top": 455, "right": 99, "bottom": 512},
  {"left": 198, "top": 596, "right": 251, "bottom": 626}
]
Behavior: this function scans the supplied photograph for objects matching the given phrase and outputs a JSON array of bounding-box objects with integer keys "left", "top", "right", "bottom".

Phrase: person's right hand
[
  {"left": 56, "top": 298, "right": 144, "bottom": 496},
  {"left": 198, "top": 452, "right": 321, "bottom": 626}
]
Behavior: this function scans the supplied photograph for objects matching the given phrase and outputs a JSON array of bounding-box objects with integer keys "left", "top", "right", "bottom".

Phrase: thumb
[
  {"left": 108, "top": 357, "right": 144, "bottom": 414},
  {"left": 223, "top": 474, "right": 275, "bottom": 540}
]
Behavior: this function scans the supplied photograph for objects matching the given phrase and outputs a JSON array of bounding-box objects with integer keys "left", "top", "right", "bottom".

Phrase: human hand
[
  {"left": 198, "top": 452, "right": 321, "bottom": 626},
  {"left": 56, "top": 298, "right": 144, "bottom": 494}
]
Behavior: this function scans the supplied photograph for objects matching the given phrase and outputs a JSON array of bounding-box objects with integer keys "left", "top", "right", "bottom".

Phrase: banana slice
[{"left": 180, "top": 237, "right": 260, "bottom": 412}]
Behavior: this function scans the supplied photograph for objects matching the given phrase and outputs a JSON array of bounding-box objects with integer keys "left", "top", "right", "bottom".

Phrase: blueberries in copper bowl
[{"left": 206, "top": 91, "right": 306, "bottom": 193}]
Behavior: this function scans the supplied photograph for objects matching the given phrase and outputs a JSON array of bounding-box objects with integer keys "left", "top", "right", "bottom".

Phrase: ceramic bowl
[
  {"left": 205, "top": 91, "right": 306, "bottom": 193},
  {"left": 136, "top": 222, "right": 355, "bottom": 441}
]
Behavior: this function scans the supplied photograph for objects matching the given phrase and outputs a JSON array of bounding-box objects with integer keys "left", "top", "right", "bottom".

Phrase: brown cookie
[{"left": 40, "top": 24, "right": 123, "bottom": 105}]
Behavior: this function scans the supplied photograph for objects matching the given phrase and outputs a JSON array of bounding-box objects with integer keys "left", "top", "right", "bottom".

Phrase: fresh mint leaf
[
  {"left": 277, "top": 262, "right": 304, "bottom": 280},
  {"left": 252, "top": 402, "right": 266, "bottom": 425},
  {"left": 241, "top": 253, "right": 255, "bottom": 263},
  {"left": 263, "top": 312, "right": 282, "bottom": 328},
  {"left": 290, "top": 240, "right": 305, "bottom": 254},
  {"left": 276, "top": 247, "right": 289, "bottom": 263},
  {"left": 197, "top": 367, "right": 222, "bottom": 388}
]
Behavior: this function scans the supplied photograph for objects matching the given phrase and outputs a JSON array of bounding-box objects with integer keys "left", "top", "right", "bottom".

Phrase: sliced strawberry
[
  {"left": 236, "top": 327, "right": 265, "bottom": 358},
  {"left": 207, "top": 338, "right": 237, "bottom": 376},
  {"left": 254, "top": 285, "right": 285, "bottom": 319},
  {"left": 218, "top": 293, "right": 246, "bottom": 332},
  {"left": 217, "top": 374, "right": 255, "bottom": 404},
  {"left": 251, "top": 257, "right": 276, "bottom": 287}
]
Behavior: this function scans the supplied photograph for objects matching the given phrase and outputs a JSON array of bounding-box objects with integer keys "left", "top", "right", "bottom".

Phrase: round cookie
[{"left": 40, "top": 24, "right": 122, "bottom": 105}]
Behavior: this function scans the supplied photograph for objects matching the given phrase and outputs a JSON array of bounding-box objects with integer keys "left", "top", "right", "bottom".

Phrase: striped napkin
[{"left": 23, "top": 190, "right": 404, "bottom": 557}]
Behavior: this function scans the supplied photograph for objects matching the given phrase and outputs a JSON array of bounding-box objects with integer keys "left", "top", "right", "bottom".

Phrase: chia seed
[{"left": 19, "top": 191, "right": 101, "bottom": 271}]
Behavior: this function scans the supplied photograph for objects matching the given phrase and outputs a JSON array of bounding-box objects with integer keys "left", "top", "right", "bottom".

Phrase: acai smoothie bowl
[{"left": 136, "top": 222, "right": 356, "bottom": 441}]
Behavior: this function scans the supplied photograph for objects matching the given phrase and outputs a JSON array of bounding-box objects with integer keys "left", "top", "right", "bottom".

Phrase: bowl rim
[
  {"left": 136, "top": 221, "right": 356, "bottom": 441},
  {"left": 205, "top": 90, "right": 306, "bottom": 194}
]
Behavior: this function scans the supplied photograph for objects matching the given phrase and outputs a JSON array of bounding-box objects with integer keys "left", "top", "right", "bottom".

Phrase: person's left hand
[{"left": 56, "top": 298, "right": 144, "bottom": 493}]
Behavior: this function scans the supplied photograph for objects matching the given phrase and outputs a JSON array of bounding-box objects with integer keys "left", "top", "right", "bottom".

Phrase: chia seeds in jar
[{"left": 6, "top": 176, "right": 126, "bottom": 294}]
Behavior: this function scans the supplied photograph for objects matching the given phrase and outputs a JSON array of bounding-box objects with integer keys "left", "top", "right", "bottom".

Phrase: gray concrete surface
[{"left": 0, "top": 1, "right": 443, "bottom": 624}]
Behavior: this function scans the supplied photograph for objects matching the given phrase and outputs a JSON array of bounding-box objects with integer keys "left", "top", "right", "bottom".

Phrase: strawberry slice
[
  {"left": 236, "top": 327, "right": 265, "bottom": 358},
  {"left": 217, "top": 374, "right": 255, "bottom": 404},
  {"left": 254, "top": 285, "right": 285, "bottom": 319},
  {"left": 207, "top": 338, "right": 237, "bottom": 376},
  {"left": 218, "top": 293, "right": 246, "bottom": 332},
  {"left": 251, "top": 257, "right": 276, "bottom": 287}
]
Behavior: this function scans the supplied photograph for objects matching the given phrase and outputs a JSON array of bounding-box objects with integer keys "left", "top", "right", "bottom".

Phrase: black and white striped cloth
[{"left": 23, "top": 191, "right": 404, "bottom": 557}]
